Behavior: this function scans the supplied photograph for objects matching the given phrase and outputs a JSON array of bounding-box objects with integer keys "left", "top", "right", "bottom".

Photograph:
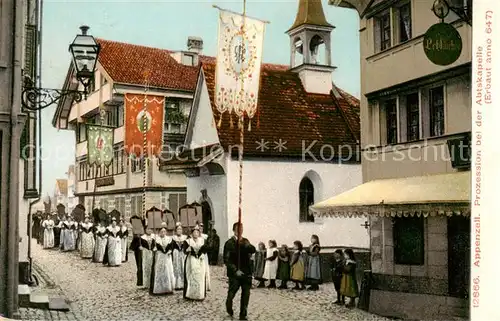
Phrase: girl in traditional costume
[
  {"left": 290, "top": 240, "right": 307, "bottom": 290},
  {"left": 129, "top": 215, "right": 146, "bottom": 286},
  {"left": 103, "top": 217, "right": 122, "bottom": 267},
  {"left": 53, "top": 214, "right": 61, "bottom": 248},
  {"left": 60, "top": 216, "right": 76, "bottom": 251},
  {"left": 73, "top": 217, "right": 80, "bottom": 250},
  {"left": 118, "top": 219, "right": 129, "bottom": 263},
  {"left": 93, "top": 221, "right": 107, "bottom": 263},
  {"left": 171, "top": 222, "right": 187, "bottom": 290},
  {"left": 79, "top": 216, "right": 95, "bottom": 259},
  {"left": 263, "top": 239, "right": 279, "bottom": 288},
  {"left": 41, "top": 215, "right": 55, "bottom": 249},
  {"left": 340, "top": 249, "right": 359, "bottom": 308},
  {"left": 183, "top": 225, "right": 208, "bottom": 301},
  {"left": 150, "top": 225, "right": 175, "bottom": 295},
  {"left": 198, "top": 222, "right": 211, "bottom": 292},
  {"left": 253, "top": 242, "right": 266, "bottom": 288},
  {"left": 277, "top": 244, "right": 291, "bottom": 289},
  {"left": 306, "top": 234, "right": 322, "bottom": 291},
  {"left": 140, "top": 228, "right": 156, "bottom": 289}
]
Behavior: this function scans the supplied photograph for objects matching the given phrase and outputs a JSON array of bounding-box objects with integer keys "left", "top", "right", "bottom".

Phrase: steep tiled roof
[
  {"left": 200, "top": 63, "right": 359, "bottom": 159},
  {"left": 55, "top": 179, "right": 68, "bottom": 196},
  {"left": 97, "top": 39, "right": 200, "bottom": 91}
]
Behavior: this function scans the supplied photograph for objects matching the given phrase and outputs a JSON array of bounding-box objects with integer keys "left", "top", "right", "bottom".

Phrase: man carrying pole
[{"left": 214, "top": 2, "right": 266, "bottom": 319}]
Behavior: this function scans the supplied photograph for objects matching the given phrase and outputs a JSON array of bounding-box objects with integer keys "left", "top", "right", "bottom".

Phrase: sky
[{"left": 40, "top": 0, "right": 360, "bottom": 196}]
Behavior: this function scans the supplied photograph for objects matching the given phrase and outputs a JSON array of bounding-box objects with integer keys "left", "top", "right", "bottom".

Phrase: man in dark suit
[{"left": 223, "top": 222, "right": 256, "bottom": 320}]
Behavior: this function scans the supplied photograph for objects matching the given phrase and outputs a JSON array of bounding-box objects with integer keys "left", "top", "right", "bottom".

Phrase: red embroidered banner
[{"left": 124, "top": 93, "right": 165, "bottom": 157}]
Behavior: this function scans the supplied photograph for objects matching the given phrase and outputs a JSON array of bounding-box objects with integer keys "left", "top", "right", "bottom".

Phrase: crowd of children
[{"left": 251, "top": 234, "right": 359, "bottom": 308}]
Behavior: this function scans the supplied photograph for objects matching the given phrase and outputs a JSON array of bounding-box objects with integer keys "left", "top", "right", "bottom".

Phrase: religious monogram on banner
[
  {"left": 215, "top": 9, "right": 265, "bottom": 128},
  {"left": 124, "top": 93, "right": 165, "bottom": 157},
  {"left": 87, "top": 125, "right": 114, "bottom": 166}
]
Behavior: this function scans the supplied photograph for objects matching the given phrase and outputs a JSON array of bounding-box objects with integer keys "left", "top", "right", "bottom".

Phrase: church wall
[
  {"left": 225, "top": 158, "right": 368, "bottom": 248},
  {"left": 186, "top": 173, "right": 229, "bottom": 251}
]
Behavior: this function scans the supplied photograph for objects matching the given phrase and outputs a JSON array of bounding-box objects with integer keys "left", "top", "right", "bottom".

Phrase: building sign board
[{"left": 423, "top": 22, "right": 462, "bottom": 66}]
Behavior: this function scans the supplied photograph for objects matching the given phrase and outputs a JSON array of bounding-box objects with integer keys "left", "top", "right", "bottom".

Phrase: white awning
[{"left": 311, "top": 172, "right": 470, "bottom": 218}]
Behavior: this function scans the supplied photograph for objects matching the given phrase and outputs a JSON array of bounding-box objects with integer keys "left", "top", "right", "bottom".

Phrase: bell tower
[{"left": 287, "top": 0, "right": 336, "bottom": 94}]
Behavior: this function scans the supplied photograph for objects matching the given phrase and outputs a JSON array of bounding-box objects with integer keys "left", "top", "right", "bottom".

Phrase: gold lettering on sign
[{"left": 425, "top": 38, "right": 457, "bottom": 51}]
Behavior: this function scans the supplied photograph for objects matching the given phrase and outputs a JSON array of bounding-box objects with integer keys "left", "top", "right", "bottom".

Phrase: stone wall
[{"left": 368, "top": 215, "right": 469, "bottom": 319}]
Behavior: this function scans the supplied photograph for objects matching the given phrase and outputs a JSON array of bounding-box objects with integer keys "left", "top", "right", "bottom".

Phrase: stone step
[
  {"left": 29, "top": 293, "right": 50, "bottom": 310},
  {"left": 18, "top": 284, "right": 31, "bottom": 308},
  {"left": 48, "top": 297, "right": 70, "bottom": 311}
]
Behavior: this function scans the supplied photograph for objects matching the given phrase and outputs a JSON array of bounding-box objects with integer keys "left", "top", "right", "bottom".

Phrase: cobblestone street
[{"left": 20, "top": 244, "right": 391, "bottom": 321}]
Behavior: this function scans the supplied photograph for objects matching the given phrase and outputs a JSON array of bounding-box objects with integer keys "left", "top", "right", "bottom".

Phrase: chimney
[{"left": 187, "top": 36, "right": 203, "bottom": 54}]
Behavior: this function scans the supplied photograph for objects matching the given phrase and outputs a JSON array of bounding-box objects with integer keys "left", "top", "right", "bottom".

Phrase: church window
[{"left": 299, "top": 177, "right": 315, "bottom": 223}]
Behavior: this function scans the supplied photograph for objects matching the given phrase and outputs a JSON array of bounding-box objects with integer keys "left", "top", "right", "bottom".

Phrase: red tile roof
[
  {"left": 199, "top": 62, "right": 360, "bottom": 159},
  {"left": 96, "top": 39, "right": 293, "bottom": 91},
  {"left": 97, "top": 39, "right": 200, "bottom": 91},
  {"left": 95, "top": 39, "right": 360, "bottom": 160}
]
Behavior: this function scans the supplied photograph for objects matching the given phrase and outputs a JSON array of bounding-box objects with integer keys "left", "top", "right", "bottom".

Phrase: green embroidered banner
[{"left": 87, "top": 125, "right": 114, "bottom": 166}]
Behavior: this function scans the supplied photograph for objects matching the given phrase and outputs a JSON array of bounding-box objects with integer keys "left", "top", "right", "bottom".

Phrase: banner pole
[
  {"left": 142, "top": 73, "right": 149, "bottom": 225},
  {"left": 92, "top": 79, "right": 105, "bottom": 216},
  {"left": 236, "top": 0, "right": 247, "bottom": 275}
]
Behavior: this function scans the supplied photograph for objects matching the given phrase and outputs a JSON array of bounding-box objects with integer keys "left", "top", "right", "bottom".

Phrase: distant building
[
  {"left": 54, "top": 179, "right": 68, "bottom": 210},
  {"left": 66, "top": 165, "right": 78, "bottom": 213}
]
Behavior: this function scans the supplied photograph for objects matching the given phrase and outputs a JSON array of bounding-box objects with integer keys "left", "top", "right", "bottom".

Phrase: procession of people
[
  {"left": 38, "top": 207, "right": 360, "bottom": 319},
  {"left": 39, "top": 207, "right": 216, "bottom": 302}
]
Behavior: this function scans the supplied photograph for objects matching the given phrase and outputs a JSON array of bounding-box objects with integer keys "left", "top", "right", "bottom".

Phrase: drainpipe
[
  {"left": 27, "top": 0, "right": 44, "bottom": 286},
  {"left": 6, "top": 0, "right": 26, "bottom": 317}
]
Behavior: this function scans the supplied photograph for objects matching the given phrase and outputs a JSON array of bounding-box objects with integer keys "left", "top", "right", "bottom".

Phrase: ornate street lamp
[
  {"left": 431, "top": 0, "right": 472, "bottom": 25},
  {"left": 22, "top": 25, "right": 100, "bottom": 110}
]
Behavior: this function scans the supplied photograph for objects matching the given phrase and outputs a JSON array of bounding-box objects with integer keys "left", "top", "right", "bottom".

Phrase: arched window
[{"left": 299, "top": 177, "right": 315, "bottom": 222}]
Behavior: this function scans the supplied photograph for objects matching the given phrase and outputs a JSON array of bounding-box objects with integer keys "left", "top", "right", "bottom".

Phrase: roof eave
[{"left": 51, "top": 63, "right": 76, "bottom": 129}]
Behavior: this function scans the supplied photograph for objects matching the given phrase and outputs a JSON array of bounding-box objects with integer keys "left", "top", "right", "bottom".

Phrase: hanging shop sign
[
  {"left": 423, "top": 22, "right": 463, "bottom": 66},
  {"left": 95, "top": 176, "right": 115, "bottom": 187}
]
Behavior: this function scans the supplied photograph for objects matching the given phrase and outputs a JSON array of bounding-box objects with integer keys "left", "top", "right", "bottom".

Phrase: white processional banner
[{"left": 215, "top": 9, "right": 265, "bottom": 119}]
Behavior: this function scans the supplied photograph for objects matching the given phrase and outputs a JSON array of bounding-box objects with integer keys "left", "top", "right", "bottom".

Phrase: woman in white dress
[
  {"left": 140, "top": 228, "right": 156, "bottom": 289},
  {"left": 150, "top": 226, "right": 175, "bottom": 295},
  {"left": 103, "top": 217, "right": 122, "bottom": 267},
  {"left": 41, "top": 215, "right": 55, "bottom": 249},
  {"left": 182, "top": 226, "right": 208, "bottom": 301},
  {"left": 262, "top": 239, "right": 279, "bottom": 288},
  {"left": 118, "top": 219, "right": 129, "bottom": 263},
  {"left": 60, "top": 216, "right": 76, "bottom": 251},
  {"left": 170, "top": 222, "right": 187, "bottom": 290},
  {"left": 93, "top": 222, "right": 107, "bottom": 263},
  {"left": 198, "top": 222, "right": 211, "bottom": 291},
  {"left": 79, "top": 216, "right": 95, "bottom": 259}
]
